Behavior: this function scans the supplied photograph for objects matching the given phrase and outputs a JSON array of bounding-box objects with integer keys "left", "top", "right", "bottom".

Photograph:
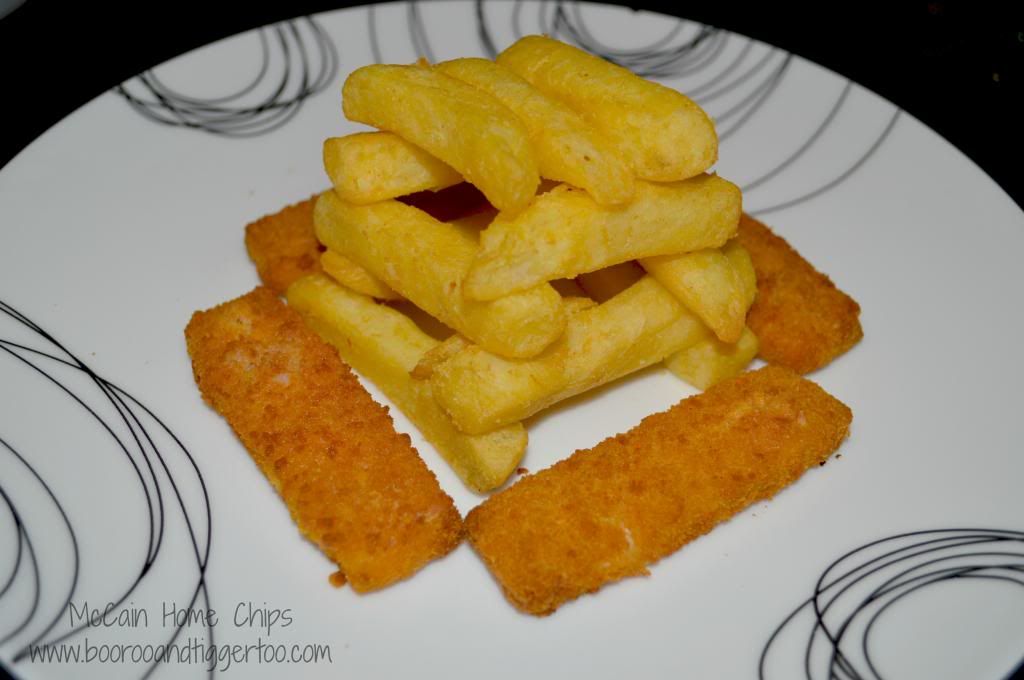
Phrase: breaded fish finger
[
  {"left": 244, "top": 195, "right": 324, "bottom": 295},
  {"left": 737, "top": 214, "right": 863, "bottom": 373},
  {"left": 466, "top": 366, "right": 851, "bottom": 615},
  {"left": 185, "top": 288, "right": 462, "bottom": 592}
]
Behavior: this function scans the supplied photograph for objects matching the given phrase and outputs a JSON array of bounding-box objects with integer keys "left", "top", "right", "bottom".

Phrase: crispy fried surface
[
  {"left": 245, "top": 186, "right": 494, "bottom": 297},
  {"left": 185, "top": 288, "right": 462, "bottom": 592},
  {"left": 738, "top": 214, "right": 863, "bottom": 373},
  {"left": 245, "top": 195, "right": 324, "bottom": 295},
  {"left": 465, "top": 366, "right": 851, "bottom": 616}
]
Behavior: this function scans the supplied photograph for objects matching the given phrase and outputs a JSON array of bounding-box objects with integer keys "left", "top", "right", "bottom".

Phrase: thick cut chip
[
  {"left": 466, "top": 365, "right": 852, "bottom": 615},
  {"left": 342, "top": 63, "right": 539, "bottom": 213},
  {"left": 729, "top": 237, "right": 759, "bottom": 311},
  {"left": 314, "top": 191, "right": 566, "bottom": 359},
  {"left": 323, "top": 132, "right": 462, "bottom": 204},
  {"left": 410, "top": 297, "right": 596, "bottom": 381},
  {"left": 245, "top": 195, "right": 323, "bottom": 295},
  {"left": 465, "top": 176, "right": 741, "bottom": 300},
  {"left": 287, "top": 274, "right": 527, "bottom": 492},
  {"left": 410, "top": 335, "right": 471, "bottom": 381},
  {"left": 184, "top": 288, "right": 462, "bottom": 591},
  {"left": 244, "top": 190, "right": 495, "bottom": 298},
  {"left": 665, "top": 325, "right": 759, "bottom": 389},
  {"left": 641, "top": 239, "right": 756, "bottom": 344},
  {"left": 430, "top": 276, "right": 706, "bottom": 435},
  {"left": 436, "top": 57, "right": 634, "bottom": 206},
  {"left": 321, "top": 249, "right": 401, "bottom": 300},
  {"left": 579, "top": 263, "right": 757, "bottom": 389},
  {"left": 497, "top": 35, "right": 717, "bottom": 182},
  {"left": 737, "top": 214, "right": 863, "bottom": 373}
]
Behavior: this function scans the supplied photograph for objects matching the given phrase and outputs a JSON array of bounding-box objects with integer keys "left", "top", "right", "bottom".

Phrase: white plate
[{"left": 2, "top": 3, "right": 1023, "bottom": 679}]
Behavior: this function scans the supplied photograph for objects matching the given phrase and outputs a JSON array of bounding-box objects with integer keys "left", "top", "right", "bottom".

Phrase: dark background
[{"left": 0, "top": 1, "right": 1021, "bottom": 209}]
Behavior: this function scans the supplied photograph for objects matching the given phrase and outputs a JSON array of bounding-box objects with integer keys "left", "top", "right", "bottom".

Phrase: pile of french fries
[{"left": 287, "top": 35, "right": 760, "bottom": 493}]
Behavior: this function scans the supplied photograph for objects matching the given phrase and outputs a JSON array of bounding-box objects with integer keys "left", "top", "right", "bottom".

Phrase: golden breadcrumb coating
[
  {"left": 465, "top": 366, "right": 851, "bottom": 615},
  {"left": 245, "top": 195, "right": 324, "bottom": 294},
  {"left": 737, "top": 214, "right": 863, "bottom": 373},
  {"left": 185, "top": 287, "right": 462, "bottom": 592}
]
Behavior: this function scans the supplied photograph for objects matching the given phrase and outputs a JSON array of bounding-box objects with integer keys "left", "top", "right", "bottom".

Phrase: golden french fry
[
  {"left": 342, "top": 64, "right": 539, "bottom": 213},
  {"left": 641, "top": 239, "right": 756, "bottom": 344},
  {"left": 323, "top": 132, "right": 462, "bottom": 204},
  {"left": 287, "top": 274, "right": 527, "bottom": 492},
  {"left": 465, "top": 175, "right": 741, "bottom": 301},
  {"left": 314, "top": 191, "right": 566, "bottom": 359},
  {"left": 435, "top": 58, "right": 634, "bottom": 206},
  {"left": 410, "top": 335, "right": 471, "bottom": 380},
  {"left": 576, "top": 261, "right": 645, "bottom": 303},
  {"left": 430, "top": 276, "right": 706, "bottom": 435},
  {"left": 497, "top": 35, "right": 717, "bottom": 181},
  {"left": 560, "top": 296, "right": 598, "bottom": 316},
  {"left": 665, "top": 326, "right": 759, "bottom": 390},
  {"left": 728, "top": 236, "right": 759, "bottom": 315},
  {"left": 321, "top": 249, "right": 402, "bottom": 300},
  {"left": 410, "top": 296, "right": 595, "bottom": 382}
]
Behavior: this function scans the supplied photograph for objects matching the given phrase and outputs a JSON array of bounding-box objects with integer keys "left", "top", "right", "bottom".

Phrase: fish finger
[
  {"left": 465, "top": 365, "right": 851, "bottom": 615},
  {"left": 737, "top": 214, "right": 863, "bottom": 373},
  {"left": 244, "top": 195, "right": 324, "bottom": 295},
  {"left": 185, "top": 287, "right": 462, "bottom": 592}
]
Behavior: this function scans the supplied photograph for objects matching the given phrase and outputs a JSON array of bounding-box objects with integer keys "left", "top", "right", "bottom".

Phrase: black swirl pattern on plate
[
  {"left": 0, "top": 298, "right": 212, "bottom": 677},
  {"left": 758, "top": 528, "right": 1024, "bottom": 680},
  {"left": 474, "top": 0, "right": 721, "bottom": 76},
  {"left": 464, "top": 0, "right": 902, "bottom": 215},
  {"left": 115, "top": 17, "right": 337, "bottom": 137}
]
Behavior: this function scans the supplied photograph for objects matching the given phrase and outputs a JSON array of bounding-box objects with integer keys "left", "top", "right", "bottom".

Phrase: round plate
[{"left": 2, "top": 3, "right": 1023, "bottom": 678}]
